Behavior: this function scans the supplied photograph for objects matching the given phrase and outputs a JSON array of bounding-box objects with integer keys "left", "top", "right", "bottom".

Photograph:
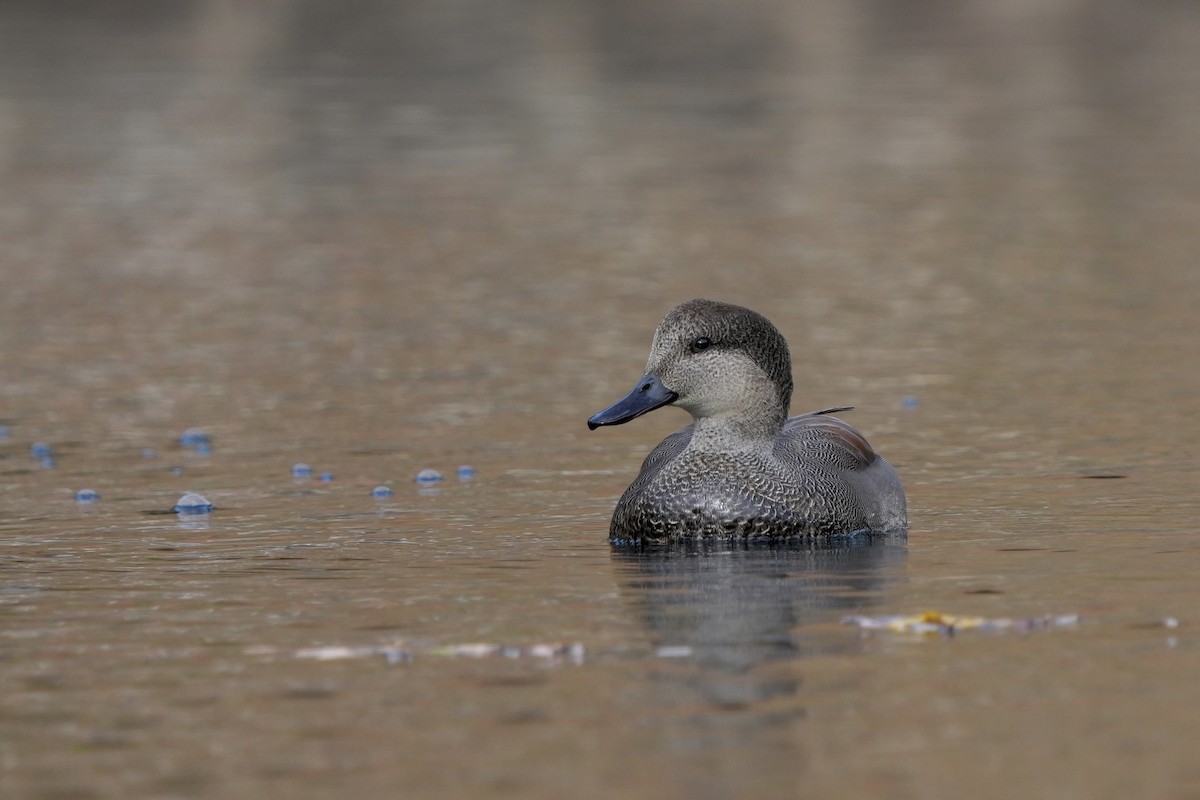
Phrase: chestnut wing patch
[{"left": 783, "top": 411, "right": 877, "bottom": 469}]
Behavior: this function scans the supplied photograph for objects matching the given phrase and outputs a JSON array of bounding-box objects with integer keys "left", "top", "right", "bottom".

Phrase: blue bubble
[
  {"left": 179, "top": 428, "right": 211, "bottom": 449},
  {"left": 173, "top": 492, "right": 213, "bottom": 515},
  {"left": 39, "top": 457, "right": 55, "bottom": 469},
  {"left": 291, "top": 463, "right": 313, "bottom": 479},
  {"left": 75, "top": 488, "right": 100, "bottom": 503},
  {"left": 902, "top": 395, "right": 920, "bottom": 409},
  {"left": 141, "top": 448, "right": 158, "bottom": 459},
  {"left": 170, "top": 466, "right": 184, "bottom": 477},
  {"left": 371, "top": 485, "right": 394, "bottom": 498},
  {"left": 31, "top": 442, "right": 52, "bottom": 459},
  {"left": 193, "top": 442, "right": 212, "bottom": 456},
  {"left": 414, "top": 468, "right": 443, "bottom": 484},
  {"left": 457, "top": 465, "right": 476, "bottom": 481},
  {"left": 319, "top": 472, "right": 335, "bottom": 482}
]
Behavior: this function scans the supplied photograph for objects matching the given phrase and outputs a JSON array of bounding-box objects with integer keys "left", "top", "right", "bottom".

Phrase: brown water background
[{"left": 2, "top": 2, "right": 1199, "bottom": 798}]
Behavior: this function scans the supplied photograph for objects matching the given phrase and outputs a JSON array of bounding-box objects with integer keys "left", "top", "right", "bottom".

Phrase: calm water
[{"left": 2, "top": 2, "right": 1200, "bottom": 798}]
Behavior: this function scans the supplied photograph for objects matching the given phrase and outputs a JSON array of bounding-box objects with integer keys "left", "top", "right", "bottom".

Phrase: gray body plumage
[{"left": 589, "top": 299, "right": 907, "bottom": 544}]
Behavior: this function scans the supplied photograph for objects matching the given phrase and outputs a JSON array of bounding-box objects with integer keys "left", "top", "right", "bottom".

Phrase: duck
[{"left": 588, "top": 299, "right": 907, "bottom": 543}]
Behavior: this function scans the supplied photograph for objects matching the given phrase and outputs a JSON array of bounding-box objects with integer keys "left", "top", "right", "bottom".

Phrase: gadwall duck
[{"left": 588, "top": 299, "right": 907, "bottom": 543}]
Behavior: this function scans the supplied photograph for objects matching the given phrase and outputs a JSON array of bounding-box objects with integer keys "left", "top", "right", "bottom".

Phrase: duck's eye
[{"left": 689, "top": 336, "right": 712, "bottom": 354}]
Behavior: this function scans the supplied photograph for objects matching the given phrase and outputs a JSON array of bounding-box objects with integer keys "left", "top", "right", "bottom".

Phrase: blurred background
[
  {"left": 2, "top": 2, "right": 1199, "bottom": 798},
  {"left": 2, "top": 0, "right": 1196, "bottom": 458}
]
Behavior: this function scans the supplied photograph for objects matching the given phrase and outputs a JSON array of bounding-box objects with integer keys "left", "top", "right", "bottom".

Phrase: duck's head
[{"left": 588, "top": 299, "right": 793, "bottom": 431}]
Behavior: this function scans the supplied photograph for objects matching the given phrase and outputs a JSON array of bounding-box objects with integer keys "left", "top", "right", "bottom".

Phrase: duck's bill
[{"left": 587, "top": 373, "right": 678, "bottom": 430}]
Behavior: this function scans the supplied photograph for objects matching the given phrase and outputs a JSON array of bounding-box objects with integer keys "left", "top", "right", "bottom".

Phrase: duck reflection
[{"left": 611, "top": 535, "right": 905, "bottom": 709}]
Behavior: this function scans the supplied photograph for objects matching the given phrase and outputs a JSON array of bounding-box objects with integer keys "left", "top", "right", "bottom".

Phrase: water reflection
[{"left": 611, "top": 535, "right": 905, "bottom": 709}]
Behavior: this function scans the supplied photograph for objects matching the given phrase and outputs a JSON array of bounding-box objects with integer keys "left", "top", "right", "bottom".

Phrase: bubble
[
  {"left": 30, "top": 442, "right": 52, "bottom": 459},
  {"left": 291, "top": 463, "right": 313, "bottom": 479},
  {"left": 179, "top": 429, "right": 213, "bottom": 455},
  {"left": 75, "top": 488, "right": 100, "bottom": 503},
  {"left": 0, "top": 425, "right": 11, "bottom": 439},
  {"left": 179, "top": 428, "right": 210, "bottom": 449},
  {"left": 414, "top": 468, "right": 443, "bottom": 484},
  {"left": 902, "top": 395, "right": 919, "bottom": 409},
  {"left": 39, "top": 457, "right": 55, "bottom": 469},
  {"left": 319, "top": 472, "right": 335, "bottom": 482},
  {"left": 457, "top": 465, "right": 476, "bottom": 481},
  {"left": 141, "top": 448, "right": 158, "bottom": 459},
  {"left": 371, "top": 485, "right": 394, "bottom": 498},
  {"left": 173, "top": 492, "right": 213, "bottom": 515}
]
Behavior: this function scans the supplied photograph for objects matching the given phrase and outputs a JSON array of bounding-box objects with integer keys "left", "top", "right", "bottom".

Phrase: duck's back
[
  {"left": 776, "top": 410, "right": 907, "bottom": 534},
  {"left": 610, "top": 410, "right": 906, "bottom": 542}
]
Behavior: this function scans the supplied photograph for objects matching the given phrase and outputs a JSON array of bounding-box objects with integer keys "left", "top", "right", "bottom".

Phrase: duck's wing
[
  {"left": 781, "top": 409, "right": 877, "bottom": 470},
  {"left": 806, "top": 406, "right": 854, "bottom": 416}
]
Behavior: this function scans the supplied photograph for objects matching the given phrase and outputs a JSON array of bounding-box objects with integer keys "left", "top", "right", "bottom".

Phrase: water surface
[{"left": 2, "top": 2, "right": 1200, "bottom": 798}]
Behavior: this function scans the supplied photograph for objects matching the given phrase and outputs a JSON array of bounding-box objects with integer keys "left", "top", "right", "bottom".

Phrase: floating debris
[
  {"left": 173, "top": 492, "right": 214, "bottom": 515},
  {"left": 843, "top": 611, "right": 1081, "bottom": 636},
  {"left": 655, "top": 645, "right": 694, "bottom": 658},
  {"left": 428, "top": 642, "right": 584, "bottom": 662},
  {"left": 293, "top": 641, "right": 584, "bottom": 666},
  {"left": 296, "top": 644, "right": 411, "bottom": 665}
]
